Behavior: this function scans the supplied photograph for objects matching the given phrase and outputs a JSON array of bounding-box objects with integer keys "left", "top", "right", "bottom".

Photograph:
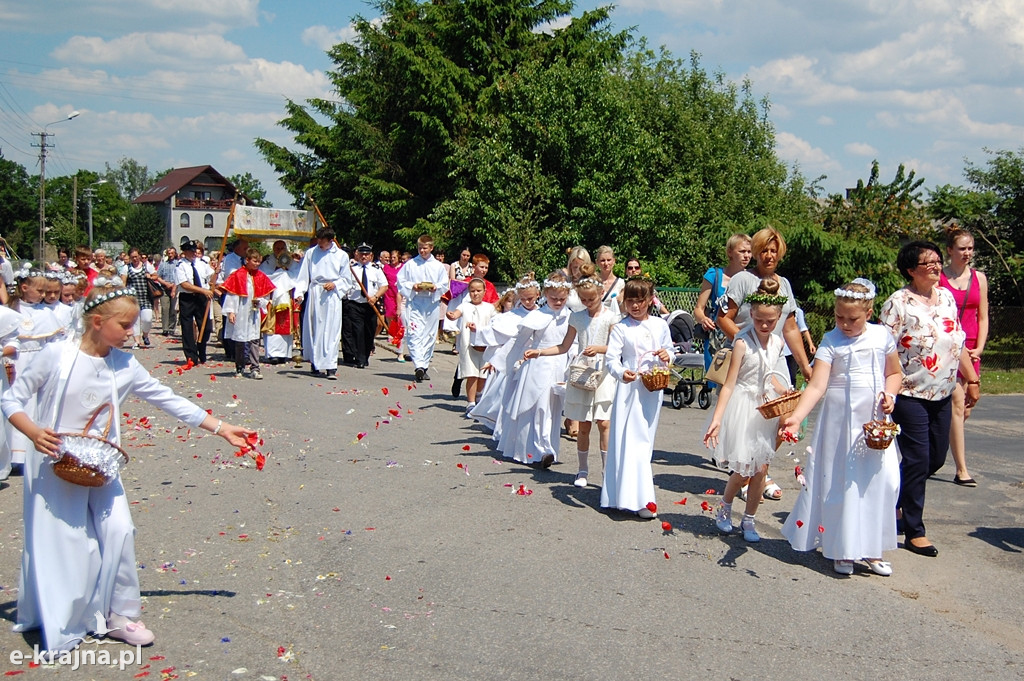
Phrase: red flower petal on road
[
  {"left": 356, "top": 432, "right": 367, "bottom": 441},
  {"left": 255, "top": 453, "right": 265, "bottom": 471},
  {"left": 704, "top": 489, "right": 715, "bottom": 495},
  {"left": 232, "top": 394, "right": 238, "bottom": 399},
  {"left": 700, "top": 500, "right": 710, "bottom": 511},
  {"left": 456, "top": 463, "right": 464, "bottom": 469},
  {"left": 663, "top": 551, "right": 670, "bottom": 559},
  {"left": 385, "top": 575, "right": 391, "bottom": 581},
  {"left": 661, "top": 521, "right": 673, "bottom": 532},
  {"left": 210, "top": 376, "right": 217, "bottom": 381},
  {"left": 646, "top": 502, "right": 657, "bottom": 513},
  {"left": 462, "top": 445, "right": 471, "bottom": 451},
  {"left": 388, "top": 409, "right": 400, "bottom": 417},
  {"left": 381, "top": 387, "right": 389, "bottom": 395},
  {"left": 673, "top": 498, "right": 687, "bottom": 505},
  {"left": 196, "top": 393, "right": 202, "bottom": 398}
]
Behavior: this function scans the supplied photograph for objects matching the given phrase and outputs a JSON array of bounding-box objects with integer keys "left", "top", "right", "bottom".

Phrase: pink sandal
[{"left": 106, "top": 620, "right": 155, "bottom": 646}]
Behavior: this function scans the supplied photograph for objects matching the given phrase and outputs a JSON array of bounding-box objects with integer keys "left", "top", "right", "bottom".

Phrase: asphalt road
[{"left": 0, "top": 335, "right": 1021, "bottom": 680}]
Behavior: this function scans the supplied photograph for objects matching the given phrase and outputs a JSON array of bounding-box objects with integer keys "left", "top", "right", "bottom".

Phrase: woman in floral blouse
[{"left": 879, "top": 241, "right": 981, "bottom": 558}]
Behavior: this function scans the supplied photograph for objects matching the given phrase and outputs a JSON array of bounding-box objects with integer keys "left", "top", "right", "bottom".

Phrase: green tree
[
  {"left": 122, "top": 204, "right": 165, "bottom": 256},
  {"left": 228, "top": 172, "right": 270, "bottom": 207},
  {"left": 104, "top": 157, "right": 155, "bottom": 201},
  {"left": 257, "top": 0, "right": 627, "bottom": 250},
  {"left": 818, "top": 160, "right": 931, "bottom": 242},
  {"left": 0, "top": 155, "right": 37, "bottom": 257},
  {"left": 436, "top": 46, "right": 805, "bottom": 280}
]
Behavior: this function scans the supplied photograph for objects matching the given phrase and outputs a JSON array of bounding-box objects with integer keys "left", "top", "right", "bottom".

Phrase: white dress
[
  {"left": 498, "top": 307, "right": 571, "bottom": 463},
  {"left": 293, "top": 243, "right": 355, "bottom": 371},
  {"left": 4, "top": 303, "right": 65, "bottom": 466},
  {"left": 469, "top": 307, "right": 531, "bottom": 432},
  {"left": 712, "top": 327, "right": 785, "bottom": 478},
  {"left": 781, "top": 324, "right": 900, "bottom": 560},
  {"left": 0, "top": 306, "right": 25, "bottom": 479},
  {"left": 563, "top": 307, "right": 619, "bottom": 422},
  {"left": 600, "top": 316, "right": 673, "bottom": 512},
  {"left": 1, "top": 341, "right": 208, "bottom": 653},
  {"left": 455, "top": 301, "right": 495, "bottom": 378}
]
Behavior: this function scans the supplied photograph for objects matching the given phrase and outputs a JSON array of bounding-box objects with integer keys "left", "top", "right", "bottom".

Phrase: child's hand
[
  {"left": 445, "top": 311, "right": 457, "bottom": 320},
  {"left": 523, "top": 349, "right": 538, "bottom": 360},
  {"left": 581, "top": 345, "right": 598, "bottom": 357},
  {"left": 622, "top": 370, "right": 637, "bottom": 383},
  {"left": 467, "top": 322, "right": 476, "bottom": 331},
  {"left": 880, "top": 392, "right": 895, "bottom": 414},
  {"left": 703, "top": 423, "right": 720, "bottom": 449},
  {"left": 218, "top": 423, "right": 256, "bottom": 449},
  {"left": 228, "top": 313, "right": 236, "bottom": 324},
  {"left": 656, "top": 348, "right": 672, "bottom": 363},
  {"left": 32, "top": 427, "right": 63, "bottom": 458},
  {"left": 481, "top": 362, "right": 494, "bottom": 374}
]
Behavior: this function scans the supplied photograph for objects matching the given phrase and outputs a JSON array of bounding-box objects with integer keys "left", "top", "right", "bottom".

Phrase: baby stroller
[{"left": 664, "top": 310, "right": 712, "bottom": 410}]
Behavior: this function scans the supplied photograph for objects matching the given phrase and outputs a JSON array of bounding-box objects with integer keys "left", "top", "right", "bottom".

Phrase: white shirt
[
  {"left": 347, "top": 261, "right": 388, "bottom": 302},
  {"left": 174, "top": 257, "right": 215, "bottom": 290}
]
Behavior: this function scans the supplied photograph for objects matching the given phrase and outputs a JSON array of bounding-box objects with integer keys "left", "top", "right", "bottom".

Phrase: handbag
[
  {"left": 568, "top": 353, "right": 604, "bottom": 391},
  {"left": 148, "top": 278, "right": 164, "bottom": 299},
  {"left": 705, "top": 347, "right": 732, "bottom": 385}
]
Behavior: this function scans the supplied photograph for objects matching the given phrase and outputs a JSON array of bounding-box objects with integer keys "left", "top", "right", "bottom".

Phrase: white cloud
[
  {"left": 845, "top": 142, "right": 878, "bottom": 156},
  {"left": 0, "top": 0, "right": 259, "bottom": 32},
  {"left": 775, "top": 131, "right": 841, "bottom": 172},
  {"left": 302, "top": 24, "right": 359, "bottom": 51},
  {"left": 817, "top": 115, "right": 835, "bottom": 125},
  {"left": 53, "top": 32, "right": 247, "bottom": 67}
]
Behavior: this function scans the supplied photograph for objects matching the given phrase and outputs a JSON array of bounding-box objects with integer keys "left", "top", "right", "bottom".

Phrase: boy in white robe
[
  {"left": 222, "top": 248, "right": 275, "bottom": 379},
  {"left": 396, "top": 234, "right": 449, "bottom": 382},
  {"left": 293, "top": 228, "right": 356, "bottom": 380}
]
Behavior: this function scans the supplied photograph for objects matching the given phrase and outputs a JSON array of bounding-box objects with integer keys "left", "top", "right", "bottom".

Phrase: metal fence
[
  {"left": 985, "top": 306, "right": 1024, "bottom": 371},
  {"left": 657, "top": 287, "right": 701, "bottom": 314}
]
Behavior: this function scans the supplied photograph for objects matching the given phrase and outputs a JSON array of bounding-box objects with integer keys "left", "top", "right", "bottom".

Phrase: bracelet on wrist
[
  {"left": 966, "top": 379, "right": 980, "bottom": 386},
  {"left": 213, "top": 420, "right": 223, "bottom": 435}
]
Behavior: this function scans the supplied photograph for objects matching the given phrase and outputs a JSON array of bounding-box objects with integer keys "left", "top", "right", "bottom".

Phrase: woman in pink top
[{"left": 939, "top": 227, "right": 988, "bottom": 487}]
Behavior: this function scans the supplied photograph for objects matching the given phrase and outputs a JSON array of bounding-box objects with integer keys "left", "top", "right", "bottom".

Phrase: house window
[
  {"left": 179, "top": 214, "right": 190, "bottom": 230},
  {"left": 192, "top": 191, "right": 211, "bottom": 201},
  {"left": 204, "top": 214, "right": 214, "bottom": 229}
]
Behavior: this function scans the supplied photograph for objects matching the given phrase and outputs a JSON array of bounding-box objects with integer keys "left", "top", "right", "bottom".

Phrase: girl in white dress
[
  {"left": 446, "top": 278, "right": 496, "bottom": 414},
  {"left": 471, "top": 280, "right": 540, "bottom": 435},
  {"left": 4, "top": 267, "right": 65, "bottom": 471},
  {"left": 525, "top": 265, "right": 618, "bottom": 487},
  {"left": 780, "top": 280, "right": 902, "bottom": 576},
  {"left": 2, "top": 282, "right": 253, "bottom": 654},
  {"left": 600, "top": 277, "right": 673, "bottom": 518},
  {"left": 498, "top": 273, "right": 571, "bottom": 466},
  {"left": 703, "top": 279, "right": 788, "bottom": 541}
]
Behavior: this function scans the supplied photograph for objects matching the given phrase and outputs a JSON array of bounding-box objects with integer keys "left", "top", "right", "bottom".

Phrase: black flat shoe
[
  {"left": 953, "top": 475, "right": 978, "bottom": 487},
  {"left": 904, "top": 541, "right": 938, "bottom": 557}
]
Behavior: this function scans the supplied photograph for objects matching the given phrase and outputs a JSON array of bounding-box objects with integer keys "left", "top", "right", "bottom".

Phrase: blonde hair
[
  {"left": 566, "top": 246, "right": 592, "bottom": 274},
  {"left": 751, "top": 227, "right": 787, "bottom": 262},
  {"left": 82, "top": 282, "right": 139, "bottom": 326},
  {"left": 416, "top": 234, "right": 434, "bottom": 248},
  {"left": 726, "top": 233, "right": 752, "bottom": 255},
  {"left": 573, "top": 263, "right": 601, "bottom": 292},
  {"left": 834, "top": 281, "right": 874, "bottom": 313},
  {"left": 594, "top": 245, "right": 614, "bottom": 260}
]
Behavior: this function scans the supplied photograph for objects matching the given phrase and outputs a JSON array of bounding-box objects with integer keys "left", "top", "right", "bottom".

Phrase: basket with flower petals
[
  {"left": 863, "top": 418, "right": 901, "bottom": 450},
  {"left": 638, "top": 352, "right": 671, "bottom": 392}
]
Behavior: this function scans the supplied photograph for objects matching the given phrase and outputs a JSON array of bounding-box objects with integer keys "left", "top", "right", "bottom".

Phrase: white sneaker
[
  {"left": 573, "top": 471, "right": 588, "bottom": 488},
  {"left": 866, "top": 560, "right": 892, "bottom": 576},
  {"left": 834, "top": 559, "right": 854, "bottom": 575}
]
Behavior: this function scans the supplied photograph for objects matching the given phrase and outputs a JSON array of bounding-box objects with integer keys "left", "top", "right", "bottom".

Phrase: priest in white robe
[
  {"left": 293, "top": 229, "right": 356, "bottom": 379},
  {"left": 259, "top": 240, "right": 302, "bottom": 363}
]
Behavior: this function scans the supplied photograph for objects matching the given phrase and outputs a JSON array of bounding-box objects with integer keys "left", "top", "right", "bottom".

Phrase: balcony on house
[{"left": 175, "top": 197, "right": 234, "bottom": 210}]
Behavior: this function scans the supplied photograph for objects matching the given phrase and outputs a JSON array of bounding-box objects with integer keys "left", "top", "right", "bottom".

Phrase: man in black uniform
[
  {"left": 174, "top": 239, "right": 215, "bottom": 365},
  {"left": 342, "top": 243, "right": 388, "bottom": 368}
]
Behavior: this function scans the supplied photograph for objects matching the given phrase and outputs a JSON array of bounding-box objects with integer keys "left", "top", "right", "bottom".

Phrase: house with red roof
[{"left": 133, "top": 165, "right": 245, "bottom": 251}]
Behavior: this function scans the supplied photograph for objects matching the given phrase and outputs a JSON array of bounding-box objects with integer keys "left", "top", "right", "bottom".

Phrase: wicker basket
[
  {"left": 757, "top": 370, "right": 801, "bottom": 420},
  {"left": 863, "top": 418, "right": 900, "bottom": 450},
  {"left": 639, "top": 352, "right": 671, "bottom": 392},
  {"left": 52, "top": 403, "right": 129, "bottom": 487}
]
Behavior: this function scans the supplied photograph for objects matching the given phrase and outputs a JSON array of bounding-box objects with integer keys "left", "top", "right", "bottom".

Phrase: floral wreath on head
[
  {"left": 834, "top": 277, "right": 876, "bottom": 300},
  {"left": 542, "top": 278, "right": 573, "bottom": 290},
  {"left": 82, "top": 279, "right": 133, "bottom": 314},
  {"left": 15, "top": 263, "right": 44, "bottom": 280},
  {"left": 744, "top": 291, "right": 788, "bottom": 306},
  {"left": 574, "top": 276, "right": 603, "bottom": 289},
  {"left": 514, "top": 279, "right": 540, "bottom": 292}
]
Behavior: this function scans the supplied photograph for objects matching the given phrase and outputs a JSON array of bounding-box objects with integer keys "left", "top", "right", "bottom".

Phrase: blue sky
[{"left": 2, "top": 0, "right": 1022, "bottom": 209}]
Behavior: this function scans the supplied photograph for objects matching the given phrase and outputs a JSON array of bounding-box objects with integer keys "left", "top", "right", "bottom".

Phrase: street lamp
[
  {"left": 84, "top": 179, "right": 108, "bottom": 250},
  {"left": 34, "top": 110, "right": 81, "bottom": 261}
]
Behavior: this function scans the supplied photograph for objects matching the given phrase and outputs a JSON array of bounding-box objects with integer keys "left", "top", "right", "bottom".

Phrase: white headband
[
  {"left": 515, "top": 280, "right": 540, "bottom": 291},
  {"left": 93, "top": 276, "right": 125, "bottom": 288},
  {"left": 575, "top": 276, "right": 603, "bottom": 289},
  {"left": 542, "top": 279, "right": 573, "bottom": 290},
  {"left": 834, "top": 277, "right": 876, "bottom": 300},
  {"left": 83, "top": 287, "right": 133, "bottom": 313}
]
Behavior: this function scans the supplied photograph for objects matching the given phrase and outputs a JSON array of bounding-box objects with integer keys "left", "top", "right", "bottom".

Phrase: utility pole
[
  {"left": 31, "top": 131, "right": 53, "bottom": 262},
  {"left": 32, "top": 111, "right": 79, "bottom": 263}
]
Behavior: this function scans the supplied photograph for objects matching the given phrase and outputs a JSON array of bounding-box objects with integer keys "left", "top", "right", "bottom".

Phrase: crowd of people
[{"left": 0, "top": 221, "right": 993, "bottom": 655}]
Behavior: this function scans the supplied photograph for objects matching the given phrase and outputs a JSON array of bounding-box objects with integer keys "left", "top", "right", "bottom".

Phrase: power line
[{"left": 0, "top": 80, "right": 40, "bottom": 129}]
